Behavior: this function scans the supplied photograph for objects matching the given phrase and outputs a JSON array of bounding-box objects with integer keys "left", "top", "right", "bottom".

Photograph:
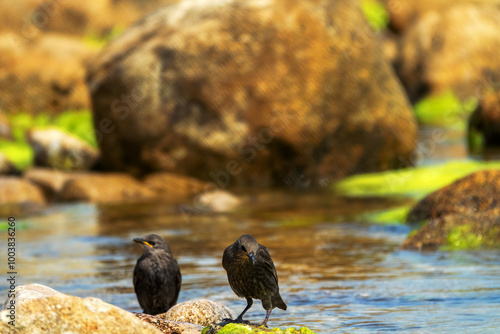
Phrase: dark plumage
[
  {"left": 222, "top": 234, "right": 287, "bottom": 327},
  {"left": 133, "top": 234, "right": 181, "bottom": 315}
]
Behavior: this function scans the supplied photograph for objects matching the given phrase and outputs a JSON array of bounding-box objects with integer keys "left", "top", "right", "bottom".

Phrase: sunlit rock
[
  {"left": 27, "top": 128, "right": 99, "bottom": 171},
  {"left": 163, "top": 299, "right": 235, "bottom": 327},
  {"left": 0, "top": 284, "right": 162, "bottom": 334}
]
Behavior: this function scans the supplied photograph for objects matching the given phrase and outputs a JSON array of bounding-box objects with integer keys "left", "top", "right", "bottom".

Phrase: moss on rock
[{"left": 202, "top": 323, "right": 316, "bottom": 334}]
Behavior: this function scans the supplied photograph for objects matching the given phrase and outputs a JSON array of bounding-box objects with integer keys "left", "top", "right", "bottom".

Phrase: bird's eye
[
  {"left": 241, "top": 245, "right": 247, "bottom": 253},
  {"left": 150, "top": 241, "right": 156, "bottom": 246}
]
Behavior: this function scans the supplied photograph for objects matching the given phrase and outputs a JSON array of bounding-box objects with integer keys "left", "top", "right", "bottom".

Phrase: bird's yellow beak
[{"left": 133, "top": 238, "right": 153, "bottom": 248}]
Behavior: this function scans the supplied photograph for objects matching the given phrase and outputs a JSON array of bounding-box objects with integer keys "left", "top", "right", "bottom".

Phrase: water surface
[{"left": 2, "top": 192, "right": 500, "bottom": 333}]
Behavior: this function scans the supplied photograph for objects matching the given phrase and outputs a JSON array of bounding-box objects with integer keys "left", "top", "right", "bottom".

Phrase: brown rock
[
  {"left": 2, "top": 283, "right": 63, "bottom": 309},
  {"left": 24, "top": 168, "right": 76, "bottom": 199},
  {"left": 0, "top": 177, "right": 45, "bottom": 216},
  {"left": 469, "top": 89, "right": 500, "bottom": 147},
  {"left": 144, "top": 172, "right": 209, "bottom": 199},
  {"left": 402, "top": 211, "right": 500, "bottom": 250},
  {"left": 395, "top": 4, "right": 500, "bottom": 102},
  {"left": 163, "top": 299, "right": 235, "bottom": 327},
  {"left": 87, "top": 0, "right": 417, "bottom": 187},
  {"left": 58, "top": 172, "right": 156, "bottom": 203},
  {"left": 0, "top": 0, "right": 180, "bottom": 38},
  {"left": 27, "top": 128, "right": 99, "bottom": 171},
  {"left": 407, "top": 170, "right": 500, "bottom": 223},
  {"left": 404, "top": 170, "right": 500, "bottom": 250},
  {"left": 0, "top": 33, "right": 96, "bottom": 114},
  {"left": 382, "top": 0, "right": 493, "bottom": 32},
  {"left": 135, "top": 313, "right": 203, "bottom": 334},
  {"left": 0, "top": 284, "right": 162, "bottom": 334}
]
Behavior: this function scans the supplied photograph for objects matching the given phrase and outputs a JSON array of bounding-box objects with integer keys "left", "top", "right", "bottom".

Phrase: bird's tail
[{"left": 272, "top": 292, "right": 287, "bottom": 310}]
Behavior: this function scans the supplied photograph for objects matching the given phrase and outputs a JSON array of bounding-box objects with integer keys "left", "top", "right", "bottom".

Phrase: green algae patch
[
  {"left": 367, "top": 205, "right": 412, "bottom": 225},
  {"left": 443, "top": 224, "right": 500, "bottom": 251},
  {"left": 361, "top": 0, "right": 389, "bottom": 31},
  {"left": 0, "top": 140, "right": 33, "bottom": 170},
  {"left": 202, "top": 323, "right": 316, "bottom": 334},
  {"left": 413, "top": 90, "right": 477, "bottom": 128},
  {"left": 334, "top": 160, "right": 500, "bottom": 199}
]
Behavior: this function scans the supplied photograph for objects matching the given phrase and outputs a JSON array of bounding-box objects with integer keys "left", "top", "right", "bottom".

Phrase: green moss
[
  {"left": 368, "top": 205, "right": 411, "bottom": 225},
  {"left": 361, "top": 0, "right": 389, "bottom": 31},
  {"left": 53, "top": 110, "right": 97, "bottom": 147},
  {"left": 443, "top": 224, "right": 500, "bottom": 250},
  {"left": 0, "top": 140, "right": 33, "bottom": 170},
  {"left": 203, "top": 324, "right": 316, "bottom": 334},
  {"left": 413, "top": 90, "right": 477, "bottom": 128},
  {"left": 334, "top": 160, "right": 500, "bottom": 198},
  {"left": 83, "top": 26, "right": 125, "bottom": 49}
]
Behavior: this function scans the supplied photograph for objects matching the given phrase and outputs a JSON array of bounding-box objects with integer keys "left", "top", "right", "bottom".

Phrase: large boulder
[
  {"left": 0, "top": 284, "right": 162, "bottom": 334},
  {"left": 87, "top": 0, "right": 417, "bottom": 187},
  {"left": 395, "top": 4, "right": 500, "bottom": 102}
]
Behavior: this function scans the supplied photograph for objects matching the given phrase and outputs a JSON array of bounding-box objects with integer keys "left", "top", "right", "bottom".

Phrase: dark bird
[
  {"left": 222, "top": 234, "right": 287, "bottom": 327},
  {"left": 133, "top": 234, "right": 181, "bottom": 315}
]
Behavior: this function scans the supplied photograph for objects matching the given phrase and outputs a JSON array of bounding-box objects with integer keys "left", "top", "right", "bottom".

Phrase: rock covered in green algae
[{"left": 202, "top": 323, "right": 315, "bottom": 334}]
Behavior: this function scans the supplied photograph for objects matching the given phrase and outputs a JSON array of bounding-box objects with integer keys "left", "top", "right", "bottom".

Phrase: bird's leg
[
  {"left": 233, "top": 298, "right": 253, "bottom": 324},
  {"left": 261, "top": 309, "right": 272, "bottom": 327}
]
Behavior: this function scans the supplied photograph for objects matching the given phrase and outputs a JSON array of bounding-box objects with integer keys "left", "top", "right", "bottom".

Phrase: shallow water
[{"left": 2, "top": 192, "right": 500, "bottom": 333}]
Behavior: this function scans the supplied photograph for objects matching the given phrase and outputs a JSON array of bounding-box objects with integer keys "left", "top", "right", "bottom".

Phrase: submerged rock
[
  {"left": 27, "top": 128, "right": 99, "bottom": 171},
  {"left": 163, "top": 299, "right": 235, "bottom": 327},
  {"left": 404, "top": 170, "right": 500, "bottom": 250},
  {"left": 0, "top": 284, "right": 162, "bottom": 334},
  {"left": 88, "top": 0, "right": 416, "bottom": 187}
]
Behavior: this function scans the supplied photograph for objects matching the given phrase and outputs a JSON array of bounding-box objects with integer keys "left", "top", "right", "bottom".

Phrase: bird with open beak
[{"left": 222, "top": 234, "right": 287, "bottom": 327}]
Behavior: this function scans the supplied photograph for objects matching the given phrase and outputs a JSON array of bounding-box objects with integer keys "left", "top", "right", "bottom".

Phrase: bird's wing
[{"left": 259, "top": 246, "right": 279, "bottom": 285}]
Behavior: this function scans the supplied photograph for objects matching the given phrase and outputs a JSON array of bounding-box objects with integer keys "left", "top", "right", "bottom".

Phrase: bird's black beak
[
  {"left": 133, "top": 238, "right": 153, "bottom": 248},
  {"left": 248, "top": 251, "right": 255, "bottom": 264}
]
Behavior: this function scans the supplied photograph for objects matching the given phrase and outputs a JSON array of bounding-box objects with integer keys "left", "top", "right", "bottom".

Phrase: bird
[
  {"left": 133, "top": 234, "right": 182, "bottom": 315},
  {"left": 222, "top": 234, "right": 287, "bottom": 327}
]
